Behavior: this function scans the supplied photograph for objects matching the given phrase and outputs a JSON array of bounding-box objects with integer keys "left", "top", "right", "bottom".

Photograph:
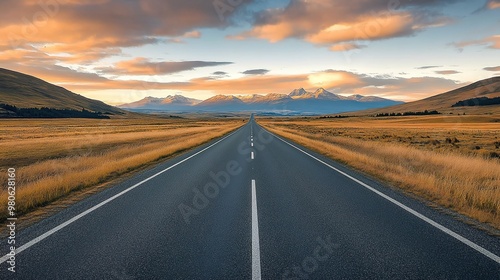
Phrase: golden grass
[
  {"left": 265, "top": 115, "right": 500, "bottom": 158},
  {"left": 0, "top": 118, "right": 242, "bottom": 220},
  {"left": 259, "top": 116, "right": 500, "bottom": 229}
]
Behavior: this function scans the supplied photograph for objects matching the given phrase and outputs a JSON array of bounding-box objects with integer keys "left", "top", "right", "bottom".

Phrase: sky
[{"left": 0, "top": 0, "right": 499, "bottom": 105}]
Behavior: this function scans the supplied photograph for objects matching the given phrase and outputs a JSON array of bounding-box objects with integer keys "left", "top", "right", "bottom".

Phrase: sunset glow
[{"left": 1, "top": 0, "right": 499, "bottom": 105}]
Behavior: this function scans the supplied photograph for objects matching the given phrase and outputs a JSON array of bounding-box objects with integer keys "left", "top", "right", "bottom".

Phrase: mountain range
[
  {"left": 119, "top": 95, "right": 201, "bottom": 111},
  {"left": 1, "top": 67, "right": 498, "bottom": 117},
  {"left": 119, "top": 88, "right": 402, "bottom": 115}
]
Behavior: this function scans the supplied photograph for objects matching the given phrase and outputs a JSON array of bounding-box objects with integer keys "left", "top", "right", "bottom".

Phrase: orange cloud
[
  {"left": 307, "top": 71, "right": 363, "bottom": 89},
  {"left": 487, "top": 0, "right": 500, "bottom": 9},
  {"left": 185, "top": 74, "right": 309, "bottom": 94},
  {"left": 0, "top": 0, "right": 249, "bottom": 64},
  {"left": 453, "top": 35, "right": 500, "bottom": 50},
  {"left": 183, "top": 30, "right": 202, "bottom": 38},
  {"left": 306, "top": 13, "right": 415, "bottom": 44},
  {"left": 239, "top": 21, "right": 303, "bottom": 43},
  {"left": 350, "top": 76, "right": 461, "bottom": 101},
  {"left": 231, "top": 0, "right": 454, "bottom": 47},
  {"left": 329, "top": 43, "right": 365, "bottom": 52},
  {"left": 0, "top": 39, "right": 461, "bottom": 103},
  {"left": 487, "top": 35, "right": 500, "bottom": 49},
  {"left": 50, "top": 67, "right": 463, "bottom": 102}
]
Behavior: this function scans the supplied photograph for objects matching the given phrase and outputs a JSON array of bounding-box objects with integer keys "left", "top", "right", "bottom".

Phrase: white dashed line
[{"left": 251, "top": 179, "right": 262, "bottom": 280}]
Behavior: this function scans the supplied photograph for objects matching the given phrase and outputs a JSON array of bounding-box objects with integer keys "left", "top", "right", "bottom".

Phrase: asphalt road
[{"left": 1, "top": 116, "right": 500, "bottom": 279}]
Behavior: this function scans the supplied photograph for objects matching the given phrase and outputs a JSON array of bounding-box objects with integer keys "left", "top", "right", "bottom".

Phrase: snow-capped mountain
[
  {"left": 289, "top": 88, "right": 308, "bottom": 97},
  {"left": 119, "top": 95, "right": 201, "bottom": 110},
  {"left": 341, "top": 94, "right": 389, "bottom": 102},
  {"left": 119, "top": 88, "right": 403, "bottom": 114},
  {"left": 289, "top": 88, "right": 342, "bottom": 100},
  {"left": 238, "top": 93, "right": 291, "bottom": 104},
  {"left": 161, "top": 95, "right": 201, "bottom": 105},
  {"left": 197, "top": 95, "right": 245, "bottom": 106}
]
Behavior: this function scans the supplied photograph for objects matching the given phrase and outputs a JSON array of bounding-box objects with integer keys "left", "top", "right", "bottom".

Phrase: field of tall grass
[
  {"left": 0, "top": 118, "right": 242, "bottom": 220},
  {"left": 259, "top": 116, "right": 500, "bottom": 230}
]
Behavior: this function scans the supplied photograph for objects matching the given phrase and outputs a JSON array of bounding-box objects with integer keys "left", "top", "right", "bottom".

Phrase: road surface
[{"left": 1, "top": 116, "right": 499, "bottom": 279}]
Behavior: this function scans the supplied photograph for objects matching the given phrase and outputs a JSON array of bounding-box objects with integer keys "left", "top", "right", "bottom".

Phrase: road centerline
[{"left": 251, "top": 179, "right": 262, "bottom": 280}]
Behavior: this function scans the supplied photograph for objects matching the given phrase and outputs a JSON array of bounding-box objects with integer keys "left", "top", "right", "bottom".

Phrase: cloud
[
  {"left": 168, "top": 30, "right": 202, "bottom": 43},
  {"left": 183, "top": 30, "right": 202, "bottom": 38},
  {"left": 352, "top": 75, "right": 461, "bottom": 101},
  {"left": 212, "top": 71, "right": 228, "bottom": 75},
  {"left": 0, "top": 0, "right": 251, "bottom": 63},
  {"left": 483, "top": 66, "right": 500, "bottom": 71},
  {"left": 99, "top": 58, "right": 233, "bottom": 75},
  {"left": 242, "top": 69, "right": 270, "bottom": 75},
  {"left": 181, "top": 70, "right": 460, "bottom": 102},
  {"left": 2, "top": 63, "right": 110, "bottom": 87},
  {"left": 329, "top": 43, "right": 366, "bottom": 52},
  {"left": 308, "top": 70, "right": 363, "bottom": 89},
  {"left": 453, "top": 35, "right": 500, "bottom": 50},
  {"left": 187, "top": 70, "right": 460, "bottom": 101},
  {"left": 416, "top": 65, "right": 440, "bottom": 69},
  {"left": 435, "top": 70, "right": 460, "bottom": 75},
  {"left": 306, "top": 13, "right": 416, "bottom": 44},
  {"left": 4, "top": 57, "right": 460, "bottom": 102},
  {"left": 185, "top": 74, "right": 308, "bottom": 93},
  {"left": 232, "top": 0, "right": 456, "bottom": 48},
  {"left": 487, "top": 0, "right": 500, "bottom": 9}
]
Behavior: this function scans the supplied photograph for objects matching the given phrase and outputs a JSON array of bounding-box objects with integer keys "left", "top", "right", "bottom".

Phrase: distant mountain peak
[
  {"left": 210, "top": 94, "right": 242, "bottom": 101},
  {"left": 118, "top": 94, "right": 200, "bottom": 109},
  {"left": 162, "top": 95, "right": 200, "bottom": 105},
  {"left": 141, "top": 96, "right": 163, "bottom": 103},
  {"left": 197, "top": 95, "right": 244, "bottom": 105},
  {"left": 341, "top": 94, "right": 389, "bottom": 102},
  {"left": 289, "top": 88, "right": 308, "bottom": 97},
  {"left": 313, "top": 88, "right": 339, "bottom": 99},
  {"left": 117, "top": 87, "right": 403, "bottom": 114},
  {"left": 265, "top": 93, "right": 290, "bottom": 99}
]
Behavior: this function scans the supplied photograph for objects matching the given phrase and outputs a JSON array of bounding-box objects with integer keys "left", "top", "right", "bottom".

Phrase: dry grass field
[
  {"left": 0, "top": 118, "right": 242, "bottom": 221},
  {"left": 259, "top": 115, "right": 500, "bottom": 230}
]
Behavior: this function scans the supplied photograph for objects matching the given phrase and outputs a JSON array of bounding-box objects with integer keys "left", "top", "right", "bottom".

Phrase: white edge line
[
  {"left": 0, "top": 126, "right": 244, "bottom": 264},
  {"left": 268, "top": 130, "right": 500, "bottom": 265},
  {"left": 251, "top": 179, "right": 262, "bottom": 280}
]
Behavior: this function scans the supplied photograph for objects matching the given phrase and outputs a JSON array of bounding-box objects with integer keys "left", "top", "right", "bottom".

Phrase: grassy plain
[
  {"left": 0, "top": 118, "right": 242, "bottom": 221},
  {"left": 259, "top": 115, "right": 500, "bottom": 230}
]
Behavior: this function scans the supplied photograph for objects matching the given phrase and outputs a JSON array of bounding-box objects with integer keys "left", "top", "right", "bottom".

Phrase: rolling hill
[
  {"left": 0, "top": 68, "right": 126, "bottom": 116},
  {"left": 356, "top": 76, "right": 500, "bottom": 115}
]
